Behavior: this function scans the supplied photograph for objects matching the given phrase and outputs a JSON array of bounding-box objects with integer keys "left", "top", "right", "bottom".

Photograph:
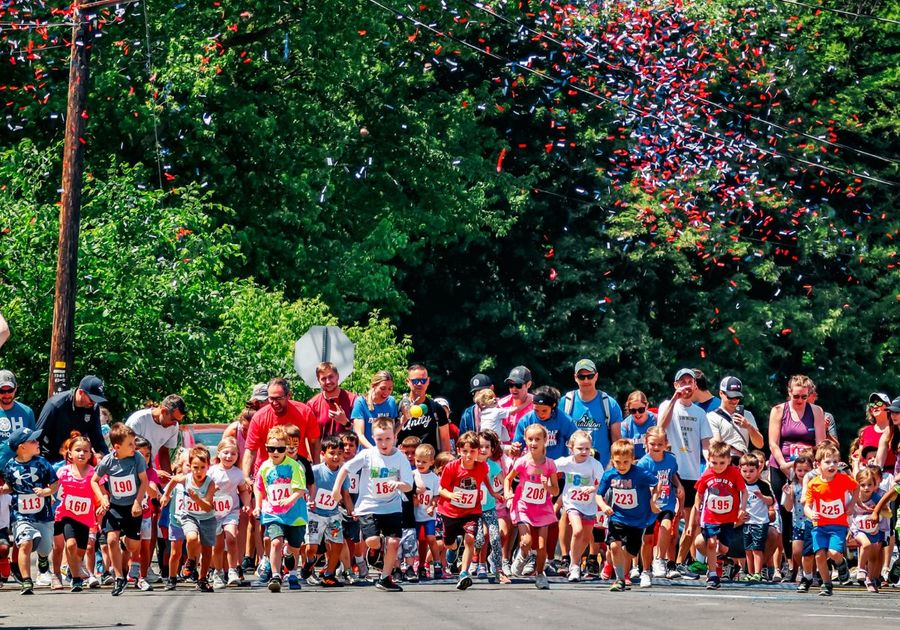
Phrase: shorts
[
  {"left": 495, "top": 501, "right": 510, "bottom": 520},
  {"left": 216, "top": 510, "right": 240, "bottom": 535},
  {"left": 359, "top": 512, "right": 403, "bottom": 540},
  {"left": 103, "top": 504, "right": 142, "bottom": 540},
  {"left": 812, "top": 525, "right": 847, "bottom": 554},
  {"left": 592, "top": 525, "right": 606, "bottom": 544},
  {"left": 168, "top": 523, "right": 185, "bottom": 542},
  {"left": 400, "top": 527, "right": 418, "bottom": 557},
  {"left": 305, "top": 513, "right": 344, "bottom": 546},
  {"left": 441, "top": 514, "right": 479, "bottom": 543},
  {"left": 417, "top": 520, "right": 436, "bottom": 538},
  {"left": 265, "top": 522, "right": 305, "bottom": 548},
  {"left": 141, "top": 516, "right": 153, "bottom": 541},
  {"left": 565, "top": 508, "right": 597, "bottom": 527},
  {"left": 682, "top": 483, "right": 698, "bottom": 509},
  {"left": 55, "top": 517, "right": 90, "bottom": 550},
  {"left": 606, "top": 522, "right": 643, "bottom": 557},
  {"left": 342, "top": 513, "right": 361, "bottom": 542},
  {"left": 644, "top": 510, "right": 675, "bottom": 536},
  {"left": 13, "top": 520, "right": 54, "bottom": 556},
  {"left": 854, "top": 530, "right": 882, "bottom": 545},
  {"left": 701, "top": 523, "right": 738, "bottom": 550},
  {"left": 159, "top": 502, "right": 170, "bottom": 528},
  {"left": 181, "top": 514, "right": 217, "bottom": 548},
  {"left": 743, "top": 523, "right": 769, "bottom": 552},
  {"left": 791, "top": 521, "right": 814, "bottom": 556}
]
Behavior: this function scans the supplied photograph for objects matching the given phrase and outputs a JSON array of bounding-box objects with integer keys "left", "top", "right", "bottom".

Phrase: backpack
[{"left": 563, "top": 390, "right": 611, "bottom": 428}]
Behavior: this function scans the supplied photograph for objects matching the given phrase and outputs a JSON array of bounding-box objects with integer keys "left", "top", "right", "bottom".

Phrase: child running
[
  {"left": 413, "top": 443, "right": 441, "bottom": 580},
  {"left": 474, "top": 430, "right": 510, "bottom": 583},
  {"left": 781, "top": 454, "right": 815, "bottom": 591},
  {"left": 209, "top": 437, "right": 251, "bottom": 588},
  {"left": 505, "top": 423, "right": 559, "bottom": 589},
  {"left": 637, "top": 426, "right": 682, "bottom": 584},
  {"left": 54, "top": 435, "right": 97, "bottom": 592},
  {"left": 850, "top": 467, "right": 885, "bottom": 592},
  {"left": 305, "top": 435, "right": 351, "bottom": 587},
  {"left": 555, "top": 430, "right": 603, "bottom": 583},
  {"left": 179, "top": 446, "right": 217, "bottom": 593},
  {"left": 739, "top": 453, "right": 774, "bottom": 582}
]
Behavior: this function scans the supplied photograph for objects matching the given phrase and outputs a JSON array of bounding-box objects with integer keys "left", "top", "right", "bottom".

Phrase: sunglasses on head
[
  {"left": 627, "top": 407, "right": 646, "bottom": 415},
  {"left": 791, "top": 394, "right": 809, "bottom": 400},
  {"left": 266, "top": 445, "right": 287, "bottom": 453},
  {"left": 576, "top": 373, "right": 596, "bottom": 381},
  {"left": 409, "top": 378, "right": 428, "bottom": 385}
]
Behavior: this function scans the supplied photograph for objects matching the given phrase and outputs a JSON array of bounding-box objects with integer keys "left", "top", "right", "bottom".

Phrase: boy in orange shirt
[{"left": 802, "top": 442, "right": 858, "bottom": 597}]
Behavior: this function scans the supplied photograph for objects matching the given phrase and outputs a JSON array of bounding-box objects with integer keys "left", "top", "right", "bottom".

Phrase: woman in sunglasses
[
  {"left": 875, "top": 396, "right": 900, "bottom": 474},
  {"left": 860, "top": 393, "right": 893, "bottom": 473},
  {"left": 619, "top": 391, "right": 656, "bottom": 460}
]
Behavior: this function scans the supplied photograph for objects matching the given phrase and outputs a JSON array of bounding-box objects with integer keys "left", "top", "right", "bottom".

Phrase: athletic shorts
[
  {"left": 644, "top": 510, "right": 675, "bottom": 536},
  {"left": 181, "top": 514, "right": 217, "bottom": 548},
  {"left": 168, "top": 523, "right": 185, "bottom": 542},
  {"left": 701, "top": 523, "right": 738, "bottom": 550},
  {"left": 305, "top": 513, "right": 344, "bottom": 546},
  {"left": 14, "top": 520, "right": 54, "bottom": 556},
  {"left": 791, "top": 521, "right": 814, "bottom": 556},
  {"left": 681, "top": 483, "right": 698, "bottom": 509},
  {"left": 216, "top": 510, "right": 240, "bottom": 535},
  {"left": 441, "top": 514, "right": 479, "bottom": 543},
  {"left": 359, "top": 512, "right": 403, "bottom": 540},
  {"left": 565, "top": 508, "right": 597, "bottom": 527},
  {"left": 103, "top": 504, "right": 142, "bottom": 541},
  {"left": 592, "top": 525, "right": 606, "bottom": 544},
  {"left": 812, "top": 525, "right": 847, "bottom": 554},
  {"left": 265, "top": 522, "right": 305, "bottom": 548},
  {"left": 55, "top": 517, "right": 90, "bottom": 550},
  {"left": 743, "top": 523, "right": 768, "bottom": 552},
  {"left": 417, "top": 520, "right": 436, "bottom": 538},
  {"left": 342, "top": 513, "right": 361, "bottom": 542},
  {"left": 854, "top": 530, "right": 882, "bottom": 545},
  {"left": 607, "top": 522, "right": 643, "bottom": 557}
]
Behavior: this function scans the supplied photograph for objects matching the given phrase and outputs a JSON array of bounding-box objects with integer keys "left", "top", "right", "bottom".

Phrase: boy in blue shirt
[
  {"left": 304, "top": 435, "right": 351, "bottom": 587},
  {"left": 598, "top": 439, "right": 662, "bottom": 592}
]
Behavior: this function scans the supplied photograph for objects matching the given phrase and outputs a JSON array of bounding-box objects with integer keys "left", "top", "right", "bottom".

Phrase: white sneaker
[
  {"left": 86, "top": 575, "right": 101, "bottom": 589},
  {"left": 640, "top": 571, "right": 652, "bottom": 588},
  {"left": 535, "top": 574, "right": 550, "bottom": 590},
  {"left": 511, "top": 552, "right": 528, "bottom": 577},
  {"left": 629, "top": 566, "right": 641, "bottom": 581},
  {"left": 652, "top": 558, "right": 667, "bottom": 578},
  {"left": 146, "top": 567, "right": 163, "bottom": 584},
  {"left": 137, "top": 577, "right": 153, "bottom": 592},
  {"left": 211, "top": 571, "right": 226, "bottom": 590},
  {"left": 227, "top": 568, "right": 241, "bottom": 586},
  {"left": 35, "top": 572, "right": 52, "bottom": 586},
  {"left": 568, "top": 565, "right": 582, "bottom": 583},
  {"left": 523, "top": 552, "right": 536, "bottom": 576}
]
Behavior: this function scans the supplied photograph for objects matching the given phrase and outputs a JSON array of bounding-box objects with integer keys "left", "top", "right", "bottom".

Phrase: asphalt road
[{"left": 1, "top": 577, "right": 899, "bottom": 630}]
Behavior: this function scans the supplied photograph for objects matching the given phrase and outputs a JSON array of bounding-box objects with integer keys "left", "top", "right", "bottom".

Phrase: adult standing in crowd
[
  {"left": 351, "top": 370, "right": 398, "bottom": 449},
  {"left": 36, "top": 375, "right": 109, "bottom": 463},
  {"left": 397, "top": 364, "right": 450, "bottom": 453},
  {"left": 498, "top": 366, "right": 534, "bottom": 444},
  {"left": 691, "top": 368, "right": 721, "bottom": 413},
  {"left": 245, "top": 383, "right": 269, "bottom": 412},
  {"left": 860, "top": 393, "right": 892, "bottom": 471},
  {"left": 875, "top": 396, "right": 900, "bottom": 472},
  {"left": 458, "top": 373, "right": 493, "bottom": 433},
  {"left": 307, "top": 362, "right": 357, "bottom": 439},
  {"left": 0, "top": 369, "right": 35, "bottom": 468},
  {"left": 561, "top": 358, "right": 622, "bottom": 468},
  {"left": 125, "top": 394, "right": 186, "bottom": 479},
  {"left": 241, "top": 377, "right": 320, "bottom": 480},
  {"left": 706, "top": 376, "right": 763, "bottom": 464}
]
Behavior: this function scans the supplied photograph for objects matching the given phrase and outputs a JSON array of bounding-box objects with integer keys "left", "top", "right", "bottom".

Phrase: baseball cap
[
  {"left": 869, "top": 392, "right": 891, "bottom": 406},
  {"left": 674, "top": 368, "right": 695, "bottom": 382},
  {"left": 719, "top": 376, "right": 744, "bottom": 399},
  {"left": 505, "top": 366, "right": 532, "bottom": 386},
  {"left": 574, "top": 359, "right": 596, "bottom": 374},
  {"left": 250, "top": 383, "right": 269, "bottom": 402},
  {"left": 8, "top": 427, "right": 42, "bottom": 451},
  {"left": 0, "top": 369, "right": 16, "bottom": 389},
  {"left": 78, "top": 375, "right": 107, "bottom": 404},
  {"left": 887, "top": 397, "right": 900, "bottom": 413},
  {"left": 469, "top": 374, "right": 492, "bottom": 394}
]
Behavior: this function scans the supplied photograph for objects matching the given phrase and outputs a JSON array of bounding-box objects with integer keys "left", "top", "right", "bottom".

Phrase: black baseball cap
[
  {"left": 469, "top": 374, "right": 493, "bottom": 394},
  {"left": 719, "top": 376, "right": 744, "bottom": 399},
  {"left": 505, "top": 366, "right": 532, "bottom": 386},
  {"left": 78, "top": 375, "right": 108, "bottom": 404}
]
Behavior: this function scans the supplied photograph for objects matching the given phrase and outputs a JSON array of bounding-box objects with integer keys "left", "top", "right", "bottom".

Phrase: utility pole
[{"left": 48, "top": 7, "right": 92, "bottom": 398}]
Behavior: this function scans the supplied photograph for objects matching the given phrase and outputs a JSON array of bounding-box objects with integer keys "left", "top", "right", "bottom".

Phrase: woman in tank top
[
  {"left": 223, "top": 408, "right": 254, "bottom": 458},
  {"left": 875, "top": 396, "right": 900, "bottom": 475},
  {"left": 860, "top": 393, "right": 893, "bottom": 472},
  {"left": 768, "top": 375, "right": 825, "bottom": 498}
]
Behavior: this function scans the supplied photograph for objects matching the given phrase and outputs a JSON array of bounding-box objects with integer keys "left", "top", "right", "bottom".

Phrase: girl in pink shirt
[{"left": 55, "top": 435, "right": 97, "bottom": 591}]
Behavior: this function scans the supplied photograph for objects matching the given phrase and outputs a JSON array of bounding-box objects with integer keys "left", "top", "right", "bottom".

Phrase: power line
[{"left": 772, "top": 0, "right": 900, "bottom": 26}]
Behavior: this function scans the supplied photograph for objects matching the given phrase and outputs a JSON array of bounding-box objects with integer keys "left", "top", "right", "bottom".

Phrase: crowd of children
[{"left": 0, "top": 401, "right": 896, "bottom": 599}]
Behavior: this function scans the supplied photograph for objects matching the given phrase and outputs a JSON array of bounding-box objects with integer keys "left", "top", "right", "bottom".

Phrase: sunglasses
[
  {"left": 266, "top": 445, "right": 287, "bottom": 453},
  {"left": 869, "top": 401, "right": 885, "bottom": 408},
  {"left": 791, "top": 394, "right": 809, "bottom": 400},
  {"left": 409, "top": 378, "right": 428, "bottom": 385},
  {"left": 627, "top": 407, "right": 646, "bottom": 415},
  {"left": 0, "top": 388, "right": 14, "bottom": 395},
  {"left": 576, "top": 373, "right": 596, "bottom": 381},
  {"left": 507, "top": 383, "right": 524, "bottom": 389}
]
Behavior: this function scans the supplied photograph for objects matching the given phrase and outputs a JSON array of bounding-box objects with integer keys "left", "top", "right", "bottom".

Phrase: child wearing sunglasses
[{"left": 619, "top": 391, "right": 656, "bottom": 460}]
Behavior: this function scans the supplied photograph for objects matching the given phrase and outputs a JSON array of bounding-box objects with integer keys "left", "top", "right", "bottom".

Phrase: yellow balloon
[{"left": 410, "top": 404, "right": 423, "bottom": 418}]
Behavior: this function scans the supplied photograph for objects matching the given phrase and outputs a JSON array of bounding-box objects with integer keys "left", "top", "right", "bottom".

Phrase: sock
[
  {"left": 284, "top": 555, "right": 296, "bottom": 571},
  {"left": 802, "top": 570, "right": 813, "bottom": 580}
]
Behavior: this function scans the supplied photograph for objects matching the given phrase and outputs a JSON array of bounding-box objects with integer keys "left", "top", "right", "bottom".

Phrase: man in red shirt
[
  {"left": 242, "top": 378, "right": 321, "bottom": 483},
  {"left": 306, "top": 362, "right": 358, "bottom": 439}
]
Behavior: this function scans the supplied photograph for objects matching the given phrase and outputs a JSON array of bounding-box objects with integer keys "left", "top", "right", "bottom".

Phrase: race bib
[
  {"left": 174, "top": 494, "right": 186, "bottom": 514},
  {"left": 857, "top": 515, "right": 879, "bottom": 534},
  {"left": 64, "top": 494, "right": 91, "bottom": 517},
  {"left": 451, "top": 486, "right": 478, "bottom": 509},
  {"left": 596, "top": 511, "right": 609, "bottom": 529},
  {"left": 818, "top": 498, "right": 844, "bottom": 519},
  {"left": 786, "top": 443, "right": 807, "bottom": 460},
  {"left": 568, "top": 486, "right": 595, "bottom": 505},
  {"left": 372, "top": 479, "right": 396, "bottom": 497},
  {"left": 348, "top": 475, "right": 359, "bottom": 493},
  {"left": 109, "top": 475, "right": 136, "bottom": 500},
  {"left": 521, "top": 481, "right": 547, "bottom": 505},
  {"left": 612, "top": 488, "right": 637, "bottom": 508},
  {"left": 17, "top": 493, "right": 44, "bottom": 515},
  {"left": 706, "top": 494, "right": 733, "bottom": 514},
  {"left": 267, "top": 482, "right": 292, "bottom": 504},
  {"left": 213, "top": 494, "right": 234, "bottom": 518},
  {"left": 492, "top": 477, "right": 503, "bottom": 494},
  {"left": 315, "top": 489, "right": 337, "bottom": 510},
  {"left": 481, "top": 484, "right": 491, "bottom": 507}
]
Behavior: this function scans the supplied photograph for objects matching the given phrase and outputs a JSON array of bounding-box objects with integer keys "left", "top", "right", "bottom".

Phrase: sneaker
[
  {"left": 320, "top": 573, "right": 344, "bottom": 587},
  {"left": 356, "top": 559, "right": 369, "bottom": 580},
  {"left": 241, "top": 556, "right": 255, "bottom": 574},
  {"left": 209, "top": 571, "right": 224, "bottom": 589},
  {"left": 375, "top": 575, "right": 403, "bottom": 592},
  {"left": 71, "top": 577, "right": 84, "bottom": 593},
  {"left": 101, "top": 572, "right": 115, "bottom": 586},
  {"left": 38, "top": 556, "right": 50, "bottom": 574},
  {"left": 688, "top": 561, "right": 708, "bottom": 575},
  {"left": 306, "top": 571, "right": 321, "bottom": 586},
  {"left": 111, "top": 577, "right": 127, "bottom": 597},
  {"left": 501, "top": 559, "right": 512, "bottom": 577},
  {"left": 568, "top": 565, "right": 582, "bottom": 583},
  {"left": 21, "top": 578, "right": 34, "bottom": 595},
  {"left": 640, "top": 571, "right": 652, "bottom": 588},
  {"left": 226, "top": 567, "right": 241, "bottom": 586},
  {"left": 146, "top": 567, "right": 163, "bottom": 584},
  {"left": 137, "top": 577, "right": 154, "bottom": 592},
  {"left": 288, "top": 574, "right": 302, "bottom": 590},
  {"left": 865, "top": 578, "right": 879, "bottom": 593},
  {"left": 544, "top": 559, "right": 559, "bottom": 577},
  {"left": 819, "top": 582, "right": 833, "bottom": 597},
  {"left": 86, "top": 575, "right": 101, "bottom": 589},
  {"left": 600, "top": 562, "right": 614, "bottom": 580},
  {"left": 706, "top": 574, "right": 720, "bottom": 590},
  {"left": 797, "top": 577, "right": 812, "bottom": 593},
  {"left": 772, "top": 568, "right": 783, "bottom": 583},
  {"left": 629, "top": 566, "right": 641, "bottom": 581},
  {"left": 417, "top": 567, "right": 428, "bottom": 582},
  {"left": 511, "top": 552, "right": 528, "bottom": 577},
  {"left": 35, "top": 572, "right": 52, "bottom": 587},
  {"left": 404, "top": 564, "right": 418, "bottom": 583},
  {"left": 676, "top": 563, "right": 699, "bottom": 579},
  {"left": 837, "top": 560, "right": 852, "bottom": 585},
  {"left": 476, "top": 564, "right": 488, "bottom": 580},
  {"left": 127, "top": 563, "right": 140, "bottom": 583},
  {"left": 432, "top": 563, "right": 444, "bottom": 580},
  {"left": 535, "top": 574, "right": 550, "bottom": 590},
  {"left": 268, "top": 575, "right": 282, "bottom": 593},
  {"left": 10, "top": 564, "right": 23, "bottom": 584},
  {"left": 256, "top": 558, "right": 271, "bottom": 579},
  {"left": 523, "top": 552, "right": 536, "bottom": 576},
  {"left": 197, "top": 578, "right": 214, "bottom": 593},
  {"left": 665, "top": 566, "right": 682, "bottom": 579},
  {"left": 50, "top": 573, "right": 64, "bottom": 590},
  {"left": 609, "top": 579, "right": 627, "bottom": 592},
  {"left": 456, "top": 571, "right": 473, "bottom": 590},
  {"left": 748, "top": 573, "right": 762, "bottom": 583},
  {"left": 652, "top": 558, "right": 667, "bottom": 578},
  {"left": 585, "top": 556, "right": 600, "bottom": 576},
  {"left": 164, "top": 577, "right": 178, "bottom": 591}
]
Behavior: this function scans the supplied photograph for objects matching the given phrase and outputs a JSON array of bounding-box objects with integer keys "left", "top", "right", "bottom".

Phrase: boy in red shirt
[
  {"left": 802, "top": 442, "right": 858, "bottom": 597},
  {"left": 692, "top": 440, "right": 747, "bottom": 590},
  {"left": 437, "top": 431, "right": 496, "bottom": 591}
]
